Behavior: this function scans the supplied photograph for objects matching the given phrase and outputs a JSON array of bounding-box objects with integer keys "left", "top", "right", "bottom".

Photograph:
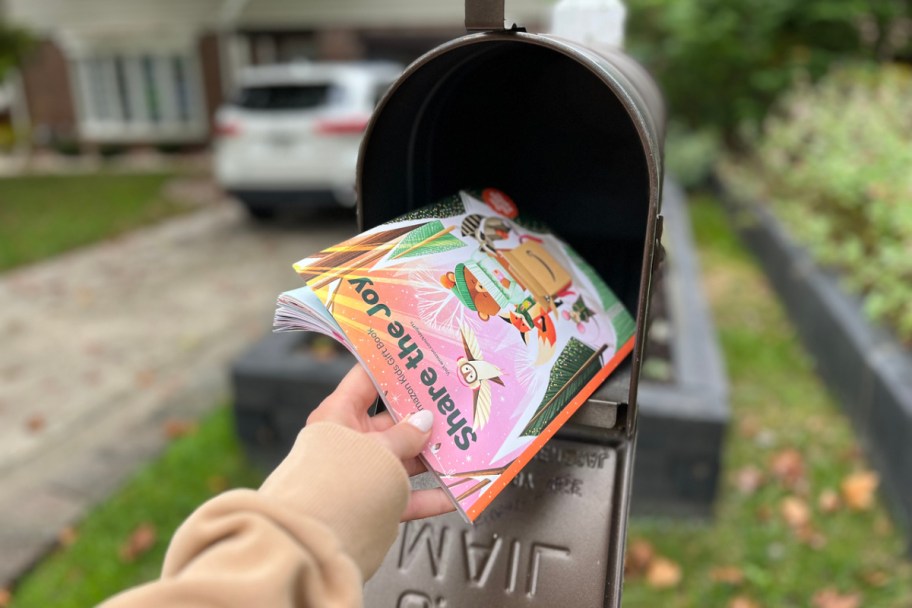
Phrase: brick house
[{"left": 2, "top": 0, "right": 551, "bottom": 149}]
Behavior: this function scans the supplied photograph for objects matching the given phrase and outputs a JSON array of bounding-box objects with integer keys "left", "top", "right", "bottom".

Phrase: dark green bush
[
  {"left": 51, "top": 136, "right": 82, "bottom": 156},
  {"left": 721, "top": 63, "right": 912, "bottom": 342},
  {"left": 626, "top": 0, "right": 912, "bottom": 141},
  {"left": 0, "top": 20, "right": 33, "bottom": 79},
  {"left": 98, "top": 143, "right": 128, "bottom": 158},
  {"left": 155, "top": 142, "right": 189, "bottom": 155}
]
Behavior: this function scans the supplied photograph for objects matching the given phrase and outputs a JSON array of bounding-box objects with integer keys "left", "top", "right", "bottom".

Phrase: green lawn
[
  {"left": 6, "top": 194, "right": 910, "bottom": 607},
  {"left": 623, "top": 195, "right": 912, "bottom": 607},
  {"left": 0, "top": 173, "right": 189, "bottom": 272},
  {"left": 8, "top": 407, "right": 263, "bottom": 607}
]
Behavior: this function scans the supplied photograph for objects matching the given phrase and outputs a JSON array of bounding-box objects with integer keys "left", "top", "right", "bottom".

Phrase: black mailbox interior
[{"left": 360, "top": 39, "right": 651, "bottom": 314}]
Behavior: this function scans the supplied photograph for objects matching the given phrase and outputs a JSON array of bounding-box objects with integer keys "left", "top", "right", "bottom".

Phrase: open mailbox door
[{"left": 358, "top": 3, "right": 665, "bottom": 605}]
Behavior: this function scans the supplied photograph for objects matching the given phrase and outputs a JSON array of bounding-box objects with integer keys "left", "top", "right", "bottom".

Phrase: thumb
[{"left": 376, "top": 410, "right": 434, "bottom": 460}]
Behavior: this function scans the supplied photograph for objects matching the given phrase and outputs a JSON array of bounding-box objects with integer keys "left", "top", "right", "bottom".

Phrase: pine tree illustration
[
  {"left": 381, "top": 194, "right": 466, "bottom": 224},
  {"left": 520, "top": 338, "right": 605, "bottom": 437},
  {"left": 389, "top": 220, "right": 465, "bottom": 259}
]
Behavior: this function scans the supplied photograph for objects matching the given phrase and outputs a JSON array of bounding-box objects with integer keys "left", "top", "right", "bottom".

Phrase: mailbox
[{"left": 357, "top": 3, "right": 665, "bottom": 606}]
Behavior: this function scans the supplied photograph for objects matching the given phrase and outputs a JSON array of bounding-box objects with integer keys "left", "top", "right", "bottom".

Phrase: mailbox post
[{"left": 357, "top": 3, "right": 665, "bottom": 605}]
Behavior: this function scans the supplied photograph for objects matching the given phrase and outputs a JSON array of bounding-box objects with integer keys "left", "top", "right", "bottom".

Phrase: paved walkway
[{"left": 0, "top": 190, "right": 355, "bottom": 585}]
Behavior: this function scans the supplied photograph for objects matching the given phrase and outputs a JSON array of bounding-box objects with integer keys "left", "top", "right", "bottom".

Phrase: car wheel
[{"left": 244, "top": 203, "right": 277, "bottom": 221}]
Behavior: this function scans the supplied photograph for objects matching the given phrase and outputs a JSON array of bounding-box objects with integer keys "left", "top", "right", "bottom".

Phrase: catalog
[{"left": 274, "top": 188, "right": 636, "bottom": 523}]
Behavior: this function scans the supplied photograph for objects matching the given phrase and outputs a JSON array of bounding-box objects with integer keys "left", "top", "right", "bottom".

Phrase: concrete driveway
[{"left": 0, "top": 192, "right": 356, "bottom": 585}]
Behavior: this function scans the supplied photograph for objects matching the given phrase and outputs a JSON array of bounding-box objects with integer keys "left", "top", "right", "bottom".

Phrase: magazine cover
[{"left": 275, "top": 188, "right": 636, "bottom": 523}]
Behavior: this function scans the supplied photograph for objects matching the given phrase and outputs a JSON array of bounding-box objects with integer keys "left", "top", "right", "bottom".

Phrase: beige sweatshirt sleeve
[{"left": 100, "top": 422, "right": 410, "bottom": 608}]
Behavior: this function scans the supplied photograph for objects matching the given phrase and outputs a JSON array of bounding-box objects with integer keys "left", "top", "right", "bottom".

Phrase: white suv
[{"left": 214, "top": 61, "right": 402, "bottom": 219}]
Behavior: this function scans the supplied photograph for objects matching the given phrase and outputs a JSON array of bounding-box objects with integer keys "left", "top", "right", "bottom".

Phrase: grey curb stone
[
  {"left": 632, "top": 179, "right": 729, "bottom": 518},
  {"left": 719, "top": 183, "right": 912, "bottom": 551}
]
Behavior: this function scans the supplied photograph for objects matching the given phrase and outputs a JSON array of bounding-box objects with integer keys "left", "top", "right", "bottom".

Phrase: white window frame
[{"left": 63, "top": 32, "right": 208, "bottom": 143}]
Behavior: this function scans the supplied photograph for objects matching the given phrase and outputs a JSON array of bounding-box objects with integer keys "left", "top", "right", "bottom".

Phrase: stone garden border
[
  {"left": 718, "top": 182, "right": 912, "bottom": 550},
  {"left": 631, "top": 178, "right": 730, "bottom": 518}
]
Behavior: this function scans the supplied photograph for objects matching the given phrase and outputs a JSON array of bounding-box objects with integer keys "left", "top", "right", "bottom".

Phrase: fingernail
[{"left": 407, "top": 410, "right": 434, "bottom": 433}]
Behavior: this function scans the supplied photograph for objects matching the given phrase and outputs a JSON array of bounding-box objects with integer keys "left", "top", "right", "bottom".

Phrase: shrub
[
  {"left": 156, "top": 142, "right": 189, "bottom": 155},
  {"left": 723, "top": 63, "right": 912, "bottom": 343},
  {"left": 98, "top": 142, "right": 128, "bottom": 158},
  {"left": 664, "top": 124, "right": 721, "bottom": 188},
  {"left": 50, "top": 136, "right": 81, "bottom": 156},
  {"left": 0, "top": 123, "right": 16, "bottom": 151},
  {"left": 0, "top": 21, "right": 34, "bottom": 79},
  {"left": 626, "top": 0, "right": 912, "bottom": 142}
]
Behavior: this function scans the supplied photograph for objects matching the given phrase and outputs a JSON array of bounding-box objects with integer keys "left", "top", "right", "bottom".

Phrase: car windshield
[{"left": 236, "top": 84, "right": 335, "bottom": 110}]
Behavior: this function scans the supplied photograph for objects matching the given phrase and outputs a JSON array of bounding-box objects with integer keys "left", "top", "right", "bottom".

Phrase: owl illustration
[{"left": 457, "top": 323, "right": 505, "bottom": 431}]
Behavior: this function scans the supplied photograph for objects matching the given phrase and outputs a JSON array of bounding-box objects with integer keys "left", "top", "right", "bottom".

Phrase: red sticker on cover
[{"left": 482, "top": 188, "right": 519, "bottom": 218}]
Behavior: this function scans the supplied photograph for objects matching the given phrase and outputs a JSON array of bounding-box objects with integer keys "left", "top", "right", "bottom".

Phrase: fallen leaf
[
  {"left": 135, "top": 369, "right": 156, "bottom": 388},
  {"left": 625, "top": 538, "right": 654, "bottom": 577},
  {"left": 818, "top": 489, "right": 841, "bottom": 514},
  {"left": 646, "top": 556, "right": 682, "bottom": 589},
  {"left": 119, "top": 523, "right": 157, "bottom": 562},
  {"left": 841, "top": 471, "right": 879, "bottom": 511},
  {"left": 781, "top": 496, "right": 811, "bottom": 529},
  {"left": 710, "top": 565, "right": 744, "bottom": 585},
  {"left": 0, "top": 588, "right": 10, "bottom": 608},
  {"left": 207, "top": 475, "right": 229, "bottom": 494},
  {"left": 770, "top": 448, "right": 805, "bottom": 489},
  {"left": 729, "top": 596, "right": 760, "bottom": 608},
  {"left": 58, "top": 526, "right": 78, "bottom": 547},
  {"left": 840, "top": 445, "right": 864, "bottom": 463},
  {"left": 163, "top": 418, "right": 198, "bottom": 439},
  {"left": 25, "top": 414, "right": 46, "bottom": 433},
  {"left": 807, "top": 415, "right": 826, "bottom": 433},
  {"left": 873, "top": 515, "right": 893, "bottom": 536},
  {"left": 812, "top": 588, "right": 861, "bottom": 608},
  {"left": 734, "top": 466, "right": 765, "bottom": 496},
  {"left": 796, "top": 525, "right": 828, "bottom": 550},
  {"left": 75, "top": 287, "right": 95, "bottom": 305},
  {"left": 861, "top": 570, "right": 889, "bottom": 587},
  {"left": 83, "top": 341, "right": 105, "bottom": 356},
  {"left": 738, "top": 416, "right": 762, "bottom": 439}
]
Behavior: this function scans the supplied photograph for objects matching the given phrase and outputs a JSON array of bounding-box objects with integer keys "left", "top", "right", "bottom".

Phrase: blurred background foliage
[
  {"left": 720, "top": 63, "right": 912, "bottom": 343},
  {"left": 626, "top": 0, "right": 912, "bottom": 146},
  {"left": 0, "top": 20, "right": 32, "bottom": 79},
  {"left": 622, "top": 0, "right": 912, "bottom": 342},
  {"left": 2, "top": 3, "right": 911, "bottom": 605}
]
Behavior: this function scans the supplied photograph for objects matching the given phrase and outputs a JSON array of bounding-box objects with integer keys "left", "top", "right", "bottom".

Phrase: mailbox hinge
[
  {"left": 653, "top": 213, "right": 665, "bottom": 273},
  {"left": 465, "top": 0, "right": 525, "bottom": 33}
]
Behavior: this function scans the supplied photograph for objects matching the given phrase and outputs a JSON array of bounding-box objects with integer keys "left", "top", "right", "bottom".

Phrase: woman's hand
[{"left": 307, "top": 364, "right": 455, "bottom": 521}]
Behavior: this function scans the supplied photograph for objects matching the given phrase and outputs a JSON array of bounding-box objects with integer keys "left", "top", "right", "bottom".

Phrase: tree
[
  {"left": 626, "top": 0, "right": 912, "bottom": 143},
  {"left": 521, "top": 338, "right": 606, "bottom": 437},
  {"left": 389, "top": 220, "right": 465, "bottom": 260},
  {"left": 0, "top": 20, "right": 33, "bottom": 80}
]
